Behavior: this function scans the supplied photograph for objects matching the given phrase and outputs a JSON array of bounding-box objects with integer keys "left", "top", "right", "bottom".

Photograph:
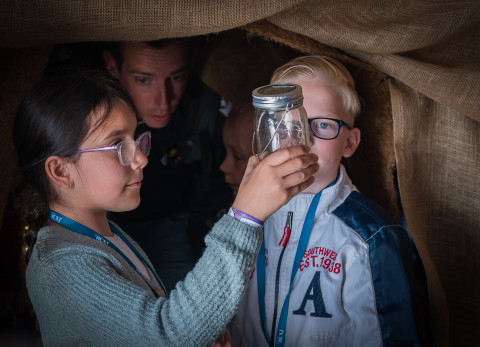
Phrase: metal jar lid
[{"left": 252, "top": 84, "right": 303, "bottom": 111}]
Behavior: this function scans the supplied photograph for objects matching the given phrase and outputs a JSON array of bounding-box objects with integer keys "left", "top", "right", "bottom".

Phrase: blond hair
[{"left": 270, "top": 55, "right": 361, "bottom": 121}]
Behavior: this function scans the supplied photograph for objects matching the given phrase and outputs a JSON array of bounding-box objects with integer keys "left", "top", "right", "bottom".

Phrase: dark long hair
[{"left": 13, "top": 71, "right": 137, "bottom": 262}]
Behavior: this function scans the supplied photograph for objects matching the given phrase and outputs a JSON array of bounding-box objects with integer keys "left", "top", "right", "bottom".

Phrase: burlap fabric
[{"left": 1, "top": 1, "right": 479, "bottom": 346}]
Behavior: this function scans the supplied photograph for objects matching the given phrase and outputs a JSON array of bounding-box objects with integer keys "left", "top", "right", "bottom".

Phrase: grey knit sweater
[{"left": 26, "top": 215, "right": 262, "bottom": 346}]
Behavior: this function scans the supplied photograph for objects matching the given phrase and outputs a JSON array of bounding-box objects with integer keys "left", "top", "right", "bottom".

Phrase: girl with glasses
[
  {"left": 230, "top": 56, "right": 420, "bottom": 346},
  {"left": 13, "top": 71, "right": 319, "bottom": 346}
]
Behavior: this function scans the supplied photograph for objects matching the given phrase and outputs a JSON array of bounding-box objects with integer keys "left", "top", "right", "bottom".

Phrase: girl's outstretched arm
[{"left": 26, "top": 145, "right": 318, "bottom": 346}]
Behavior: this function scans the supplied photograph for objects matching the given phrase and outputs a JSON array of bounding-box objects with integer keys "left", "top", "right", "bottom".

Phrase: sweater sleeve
[{"left": 26, "top": 215, "right": 262, "bottom": 347}]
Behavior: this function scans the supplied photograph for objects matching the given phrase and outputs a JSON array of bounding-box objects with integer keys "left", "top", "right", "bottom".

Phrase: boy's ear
[
  {"left": 45, "top": 156, "right": 74, "bottom": 189},
  {"left": 102, "top": 50, "right": 120, "bottom": 79},
  {"left": 343, "top": 128, "right": 361, "bottom": 158}
]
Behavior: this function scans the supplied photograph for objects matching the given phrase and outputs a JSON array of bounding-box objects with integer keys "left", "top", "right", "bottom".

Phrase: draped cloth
[{"left": 1, "top": 1, "right": 479, "bottom": 345}]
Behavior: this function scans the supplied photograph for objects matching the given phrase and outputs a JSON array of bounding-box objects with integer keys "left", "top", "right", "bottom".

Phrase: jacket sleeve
[{"left": 343, "top": 225, "right": 419, "bottom": 347}]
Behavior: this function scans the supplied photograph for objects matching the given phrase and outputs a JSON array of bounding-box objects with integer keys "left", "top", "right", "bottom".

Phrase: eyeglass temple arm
[{"left": 76, "top": 146, "right": 116, "bottom": 154}]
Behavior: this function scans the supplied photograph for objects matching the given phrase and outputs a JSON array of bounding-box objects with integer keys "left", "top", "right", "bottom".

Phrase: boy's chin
[
  {"left": 300, "top": 175, "right": 337, "bottom": 194},
  {"left": 300, "top": 181, "right": 323, "bottom": 194}
]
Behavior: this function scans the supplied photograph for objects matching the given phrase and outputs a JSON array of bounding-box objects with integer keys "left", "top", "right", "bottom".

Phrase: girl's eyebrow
[{"left": 104, "top": 129, "right": 131, "bottom": 139}]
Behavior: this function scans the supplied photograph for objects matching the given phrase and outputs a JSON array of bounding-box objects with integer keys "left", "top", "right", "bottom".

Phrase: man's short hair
[{"left": 105, "top": 38, "right": 190, "bottom": 70}]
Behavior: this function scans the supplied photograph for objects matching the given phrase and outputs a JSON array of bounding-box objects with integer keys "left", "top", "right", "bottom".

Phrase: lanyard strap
[
  {"left": 257, "top": 179, "right": 336, "bottom": 347},
  {"left": 49, "top": 210, "right": 166, "bottom": 298}
]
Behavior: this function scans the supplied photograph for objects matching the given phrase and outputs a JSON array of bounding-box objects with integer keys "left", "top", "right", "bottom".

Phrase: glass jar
[{"left": 252, "top": 84, "right": 310, "bottom": 160}]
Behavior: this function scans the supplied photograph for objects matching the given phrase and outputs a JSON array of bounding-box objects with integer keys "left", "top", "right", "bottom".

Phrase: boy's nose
[{"left": 219, "top": 156, "right": 232, "bottom": 175}]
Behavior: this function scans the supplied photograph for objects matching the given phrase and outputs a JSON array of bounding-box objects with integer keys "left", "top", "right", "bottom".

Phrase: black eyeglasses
[{"left": 307, "top": 117, "right": 351, "bottom": 140}]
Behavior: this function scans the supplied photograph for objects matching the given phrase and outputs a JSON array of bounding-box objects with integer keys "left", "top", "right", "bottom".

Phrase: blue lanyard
[
  {"left": 49, "top": 210, "right": 166, "bottom": 298},
  {"left": 257, "top": 180, "right": 336, "bottom": 347}
]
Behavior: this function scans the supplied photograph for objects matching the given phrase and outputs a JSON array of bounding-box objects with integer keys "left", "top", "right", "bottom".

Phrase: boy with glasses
[{"left": 230, "top": 55, "right": 419, "bottom": 346}]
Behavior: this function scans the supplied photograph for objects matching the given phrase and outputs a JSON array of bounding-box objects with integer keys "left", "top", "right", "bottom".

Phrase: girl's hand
[
  {"left": 211, "top": 329, "right": 232, "bottom": 347},
  {"left": 233, "top": 145, "right": 318, "bottom": 222}
]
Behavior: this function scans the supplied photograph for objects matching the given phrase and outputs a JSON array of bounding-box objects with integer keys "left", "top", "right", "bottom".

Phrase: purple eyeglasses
[{"left": 76, "top": 131, "right": 151, "bottom": 166}]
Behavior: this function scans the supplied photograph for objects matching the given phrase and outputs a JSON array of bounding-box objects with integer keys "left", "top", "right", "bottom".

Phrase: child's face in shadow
[{"left": 220, "top": 110, "right": 254, "bottom": 196}]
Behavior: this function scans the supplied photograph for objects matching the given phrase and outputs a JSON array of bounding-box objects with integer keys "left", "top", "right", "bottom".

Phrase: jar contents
[{"left": 252, "top": 84, "right": 310, "bottom": 160}]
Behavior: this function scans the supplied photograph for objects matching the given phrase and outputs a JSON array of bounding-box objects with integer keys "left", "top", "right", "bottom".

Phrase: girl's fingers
[
  {"left": 260, "top": 145, "right": 310, "bottom": 167},
  {"left": 272, "top": 153, "right": 318, "bottom": 180},
  {"left": 242, "top": 155, "right": 260, "bottom": 177},
  {"left": 282, "top": 162, "right": 319, "bottom": 189},
  {"left": 233, "top": 145, "right": 319, "bottom": 221}
]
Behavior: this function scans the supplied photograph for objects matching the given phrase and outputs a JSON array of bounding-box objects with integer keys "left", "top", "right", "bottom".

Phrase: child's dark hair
[{"left": 13, "top": 70, "right": 137, "bottom": 262}]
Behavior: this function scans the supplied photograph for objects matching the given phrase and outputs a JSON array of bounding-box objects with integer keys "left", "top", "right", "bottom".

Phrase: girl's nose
[{"left": 131, "top": 147, "right": 148, "bottom": 170}]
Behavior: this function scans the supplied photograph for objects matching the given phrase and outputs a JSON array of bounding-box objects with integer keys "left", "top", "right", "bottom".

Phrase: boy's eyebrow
[{"left": 310, "top": 113, "right": 338, "bottom": 118}]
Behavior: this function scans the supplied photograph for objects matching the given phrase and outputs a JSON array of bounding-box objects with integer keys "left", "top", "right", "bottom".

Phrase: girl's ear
[
  {"left": 45, "top": 156, "right": 74, "bottom": 189},
  {"left": 343, "top": 127, "right": 361, "bottom": 158},
  {"left": 102, "top": 50, "right": 120, "bottom": 79}
]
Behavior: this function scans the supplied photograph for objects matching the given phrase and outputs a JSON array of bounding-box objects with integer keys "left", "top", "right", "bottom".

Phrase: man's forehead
[
  {"left": 121, "top": 41, "right": 190, "bottom": 74},
  {"left": 123, "top": 41, "right": 188, "bottom": 59}
]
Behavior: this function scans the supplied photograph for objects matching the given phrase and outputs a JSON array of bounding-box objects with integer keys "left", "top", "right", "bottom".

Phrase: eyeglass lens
[
  {"left": 137, "top": 132, "right": 151, "bottom": 157},
  {"left": 119, "top": 132, "right": 151, "bottom": 165},
  {"left": 310, "top": 119, "right": 340, "bottom": 139}
]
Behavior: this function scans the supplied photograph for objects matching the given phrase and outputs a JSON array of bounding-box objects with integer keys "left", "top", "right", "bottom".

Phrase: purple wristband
[{"left": 229, "top": 207, "right": 264, "bottom": 226}]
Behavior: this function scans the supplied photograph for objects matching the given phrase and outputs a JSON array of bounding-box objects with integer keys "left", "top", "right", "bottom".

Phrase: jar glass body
[{"left": 253, "top": 104, "right": 310, "bottom": 160}]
